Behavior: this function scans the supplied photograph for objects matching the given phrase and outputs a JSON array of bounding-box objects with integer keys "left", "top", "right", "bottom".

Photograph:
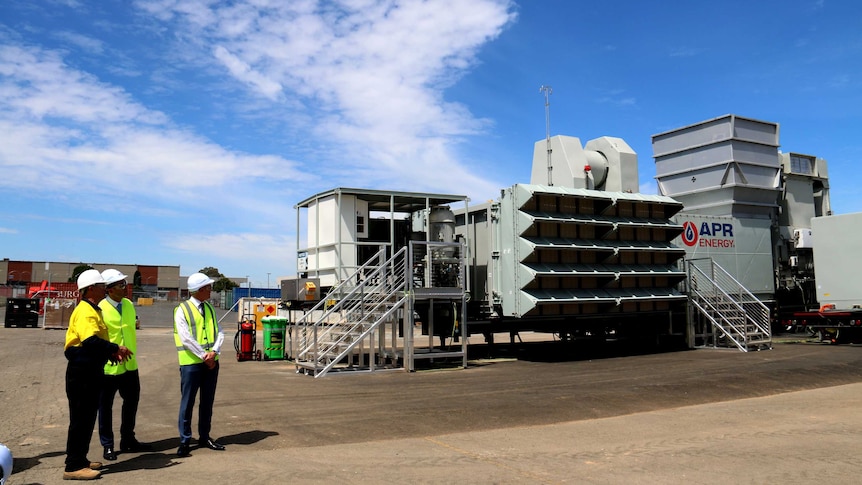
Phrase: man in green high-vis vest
[
  {"left": 174, "top": 272, "right": 226, "bottom": 457},
  {"left": 97, "top": 269, "right": 151, "bottom": 462}
]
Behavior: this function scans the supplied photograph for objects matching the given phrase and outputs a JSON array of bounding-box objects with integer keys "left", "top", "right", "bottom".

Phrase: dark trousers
[
  {"left": 98, "top": 370, "right": 141, "bottom": 447},
  {"left": 65, "top": 363, "right": 103, "bottom": 472},
  {"left": 178, "top": 362, "right": 219, "bottom": 444}
]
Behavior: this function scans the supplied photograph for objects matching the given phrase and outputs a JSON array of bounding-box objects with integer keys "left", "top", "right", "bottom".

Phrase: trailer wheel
[{"left": 833, "top": 328, "right": 844, "bottom": 345}]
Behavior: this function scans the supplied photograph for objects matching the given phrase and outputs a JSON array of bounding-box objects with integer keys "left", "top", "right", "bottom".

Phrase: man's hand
[
  {"left": 203, "top": 351, "right": 217, "bottom": 369},
  {"left": 111, "top": 345, "right": 133, "bottom": 364},
  {"left": 118, "top": 345, "right": 133, "bottom": 361}
]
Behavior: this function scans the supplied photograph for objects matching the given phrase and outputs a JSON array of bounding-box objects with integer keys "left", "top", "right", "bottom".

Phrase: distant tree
[
  {"left": 199, "top": 267, "right": 223, "bottom": 278},
  {"left": 70, "top": 264, "right": 94, "bottom": 283},
  {"left": 198, "top": 267, "right": 237, "bottom": 293},
  {"left": 214, "top": 277, "right": 238, "bottom": 293}
]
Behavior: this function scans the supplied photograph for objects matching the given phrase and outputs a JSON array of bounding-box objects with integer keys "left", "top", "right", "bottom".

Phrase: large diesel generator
[{"left": 292, "top": 133, "right": 691, "bottom": 363}]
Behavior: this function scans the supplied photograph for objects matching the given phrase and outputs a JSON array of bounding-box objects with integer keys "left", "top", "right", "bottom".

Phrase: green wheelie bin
[{"left": 262, "top": 316, "right": 287, "bottom": 360}]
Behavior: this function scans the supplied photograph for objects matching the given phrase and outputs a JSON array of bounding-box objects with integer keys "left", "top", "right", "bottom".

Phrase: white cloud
[
  {"left": 53, "top": 30, "right": 105, "bottom": 54},
  {"left": 639, "top": 181, "right": 658, "bottom": 195},
  {"left": 0, "top": 1, "right": 518, "bottom": 276},
  {"left": 669, "top": 46, "right": 699, "bottom": 58},
  {"left": 134, "top": 0, "right": 517, "bottom": 198},
  {"left": 0, "top": 43, "right": 309, "bottom": 208},
  {"left": 213, "top": 45, "right": 283, "bottom": 99},
  {"left": 0, "top": 45, "right": 163, "bottom": 124},
  {"left": 167, "top": 231, "right": 296, "bottom": 264},
  {"left": 595, "top": 89, "right": 637, "bottom": 108}
]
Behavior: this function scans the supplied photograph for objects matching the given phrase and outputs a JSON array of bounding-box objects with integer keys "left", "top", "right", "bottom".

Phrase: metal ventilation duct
[{"left": 494, "top": 184, "right": 687, "bottom": 318}]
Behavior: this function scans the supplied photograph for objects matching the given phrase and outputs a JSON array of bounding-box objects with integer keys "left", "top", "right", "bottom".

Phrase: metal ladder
[
  {"left": 293, "top": 246, "right": 408, "bottom": 377},
  {"left": 687, "top": 258, "right": 772, "bottom": 351}
]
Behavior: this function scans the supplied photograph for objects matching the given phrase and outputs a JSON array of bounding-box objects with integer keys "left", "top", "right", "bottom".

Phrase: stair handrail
[
  {"left": 688, "top": 258, "right": 771, "bottom": 338},
  {"left": 295, "top": 248, "right": 399, "bottom": 353},
  {"left": 689, "top": 267, "right": 747, "bottom": 331},
  {"left": 295, "top": 246, "right": 388, "bottom": 322},
  {"left": 306, "top": 256, "right": 407, "bottom": 360},
  {"left": 300, "top": 251, "right": 409, "bottom": 377},
  {"left": 294, "top": 246, "right": 408, "bottom": 367},
  {"left": 689, "top": 296, "right": 747, "bottom": 351},
  {"left": 292, "top": 246, "right": 389, "bottom": 354},
  {"left": 706, "top": 262, "right": 771, "bottom": 336},
  {"left": 689, "top": 266, "right": 746, "bottom": 350},
  {"left": 311, "top": 286, "right": 409, "bottom": 378},
  {"left": 687, "top": 258, "right": 771, "bottom": 350}
]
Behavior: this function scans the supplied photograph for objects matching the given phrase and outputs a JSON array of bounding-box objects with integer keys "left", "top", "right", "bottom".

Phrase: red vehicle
[
  {"left": 27, "top": 281, "right": 78, "bottom": 315},
  {"left": 787, "top": 304, "right": 862, "bottom": 344}
]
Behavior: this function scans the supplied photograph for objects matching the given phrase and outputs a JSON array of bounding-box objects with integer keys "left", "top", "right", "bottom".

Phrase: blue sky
[{"left": 1, "top": 0, "right": 859, "bottom": 285}]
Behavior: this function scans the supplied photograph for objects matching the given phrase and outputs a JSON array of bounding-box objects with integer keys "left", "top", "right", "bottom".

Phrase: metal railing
[
  {"left": 405, "top": 241, "right": 468, "bottom": 371},
  {"left": 293, "top": 246, "right": 408, "bottom": 377},
  {"left": 687, "top": 258, "right": 771, "bottom": 351}
]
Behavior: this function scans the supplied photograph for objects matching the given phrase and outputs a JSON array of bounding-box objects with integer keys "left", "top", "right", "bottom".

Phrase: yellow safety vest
[
  {"left": 173, "top": 300, "right": 219, "bottom": 365},
  {"left": 99, "top": 298, "right": 138, "bottom": 375}
]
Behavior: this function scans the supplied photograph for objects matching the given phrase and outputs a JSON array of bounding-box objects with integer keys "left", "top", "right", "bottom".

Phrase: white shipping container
[{"left": 812, "top": 213, "right": 862, "bottom": 308}]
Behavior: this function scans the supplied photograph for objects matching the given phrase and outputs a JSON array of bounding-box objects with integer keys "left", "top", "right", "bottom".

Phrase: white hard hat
[
  {"left": 77, "top": 269, "right": 105, "bottom": 290},
  {"left": 0, "top": 443, "right": 12, "bottom": 485},
  {"left": 100, "top": 269, "right": 128, "bottom": 286},
  {"left": 188, "top": 272, "right": 216, "bottom": 292}
]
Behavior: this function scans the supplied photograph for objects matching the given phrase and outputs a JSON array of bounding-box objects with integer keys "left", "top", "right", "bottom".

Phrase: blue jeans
[{"left": 178, "top": 362, "right": 219, "bottom": 444}]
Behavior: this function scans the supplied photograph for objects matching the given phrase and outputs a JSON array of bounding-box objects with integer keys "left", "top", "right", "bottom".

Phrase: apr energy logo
[
  {"left": 681, "top": 221, "right": 735, "bottom": 248},
  {"left": 681, "top": 221, "right": 699, "bottom": 246}
]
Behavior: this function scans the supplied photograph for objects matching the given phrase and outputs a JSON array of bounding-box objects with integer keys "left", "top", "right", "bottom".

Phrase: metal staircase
[
  {"left": 293, "top": 246, "right": 408, "bottom": 377},
  {"left": 687, "top": 258, "right": 772, "bottom": 351}
]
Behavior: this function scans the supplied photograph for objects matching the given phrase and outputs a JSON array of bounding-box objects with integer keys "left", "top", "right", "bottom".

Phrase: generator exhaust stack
[
  {"left": 530, "top": 135, "right": 639, "bottom": 193},
  {"left": 540, "top": 85, "right": 554, "bottom": 186}
]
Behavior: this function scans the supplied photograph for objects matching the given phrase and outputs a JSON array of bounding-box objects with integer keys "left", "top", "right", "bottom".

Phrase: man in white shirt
[
  {"left": 98, "top": 269, "right": 151, "bottom": 461},
  {"left": 173, "top": 272, "right": 225, "bottom": 457}
]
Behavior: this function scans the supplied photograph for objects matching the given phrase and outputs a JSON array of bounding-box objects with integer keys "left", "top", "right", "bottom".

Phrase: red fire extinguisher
[{"left": 234, "top": 319, "right": 260, "bottom": 361}]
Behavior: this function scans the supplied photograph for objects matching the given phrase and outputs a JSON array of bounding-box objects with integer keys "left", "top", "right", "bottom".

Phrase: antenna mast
[{"left": 540, "top": 85, "right": 553, "bottom": 186}]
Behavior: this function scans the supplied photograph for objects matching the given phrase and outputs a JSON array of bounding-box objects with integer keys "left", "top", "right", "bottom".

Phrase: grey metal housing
[
  {"left": 456, "top": 184, "right": 688, "bottom": 328},
  {"left": 653, "top": 113, "right": 833, "bottom": 315},
  {"left": 653, "top": 114, "right": 781, "bottom": 219}
]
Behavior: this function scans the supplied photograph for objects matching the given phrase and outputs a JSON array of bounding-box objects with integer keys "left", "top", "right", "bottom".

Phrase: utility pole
[{"left": 540, "top": 85, "right": 553, "bottom": 186}]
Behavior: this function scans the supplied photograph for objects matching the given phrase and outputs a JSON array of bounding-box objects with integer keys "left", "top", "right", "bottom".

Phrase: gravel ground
[{"left": 2, "top": 301, "right": 862, "bottom": 484}]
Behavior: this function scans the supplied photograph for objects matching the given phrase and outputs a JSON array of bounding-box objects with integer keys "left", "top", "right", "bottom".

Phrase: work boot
[
  {"left": 89, "top": 461, "right": 103, "bottom": 470},
  {"left": 63, "top": 467, "right": 101, "bottom": 480}
]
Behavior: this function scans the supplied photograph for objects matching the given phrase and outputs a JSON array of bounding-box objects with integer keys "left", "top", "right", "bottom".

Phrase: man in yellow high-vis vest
[
  {"left": 174, "top": 272, "right": 225, "bottom": 457},
  {"left": 98, "top": 269, "right": 151, "bottom": 462}
]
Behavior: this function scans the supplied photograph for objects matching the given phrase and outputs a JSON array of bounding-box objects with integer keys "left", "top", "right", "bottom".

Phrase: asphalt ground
[{"left": 2, "top": 301, "right": 862, "bottom": 484}]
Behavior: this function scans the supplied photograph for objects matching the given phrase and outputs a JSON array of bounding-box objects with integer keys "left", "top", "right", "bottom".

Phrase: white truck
[{"left": 789, "top": 212, "right": 862, "bottom": 343}]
